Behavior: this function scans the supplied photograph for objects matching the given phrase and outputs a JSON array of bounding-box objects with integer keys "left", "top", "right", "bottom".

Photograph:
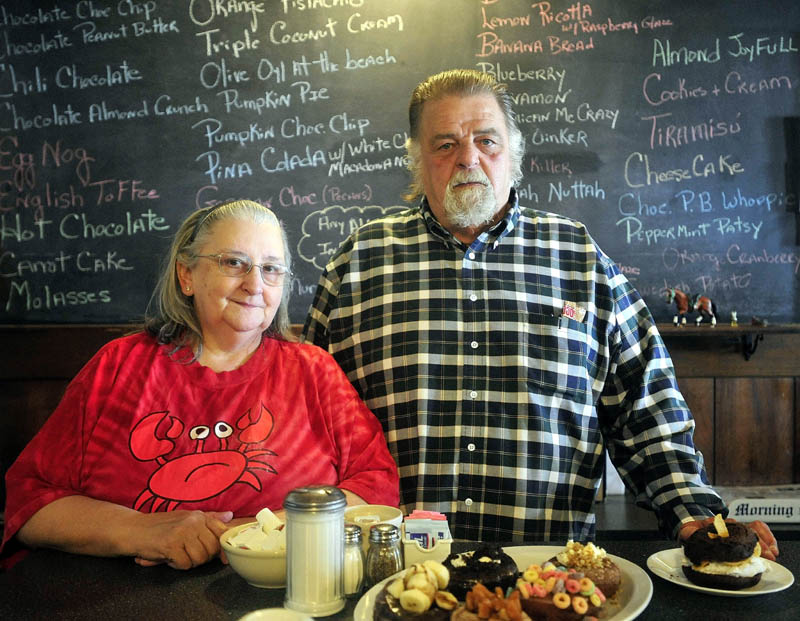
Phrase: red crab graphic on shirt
[{"left": 128, "top": 403, "right": 278, "bottom": 512}]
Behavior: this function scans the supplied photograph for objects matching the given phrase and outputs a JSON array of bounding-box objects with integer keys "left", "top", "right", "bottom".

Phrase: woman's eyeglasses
[{"left": 195, "top": 252, "right": 290, "bottom": 286}]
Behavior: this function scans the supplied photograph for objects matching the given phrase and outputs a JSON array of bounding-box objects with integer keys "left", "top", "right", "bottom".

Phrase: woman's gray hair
[
  {"left": 145, "top": 200, "right": 292, "bottom": 358},
  {"left": 404, "top": 69, "right": 525, "bottom": 203}
]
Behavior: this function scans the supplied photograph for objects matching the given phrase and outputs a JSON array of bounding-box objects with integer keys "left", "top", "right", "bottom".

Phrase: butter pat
[
  {"left": 229, "top": 508, "right": 286, "bottom": 551},
  {"left": 257, "top": 507, "right": 284, "bottom": 533}
]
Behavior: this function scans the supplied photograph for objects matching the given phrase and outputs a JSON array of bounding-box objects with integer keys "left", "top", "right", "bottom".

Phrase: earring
[{"left": 185, "top": 286, "right": 191, "bottom": 292}]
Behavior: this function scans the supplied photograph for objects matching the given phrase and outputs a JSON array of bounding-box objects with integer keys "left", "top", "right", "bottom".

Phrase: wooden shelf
[
  {"left": 658, "top": 323, "right": 800, "bottom": 335},
  {"left": 657, "top": 323, "right": 800, "bottom": 360}
]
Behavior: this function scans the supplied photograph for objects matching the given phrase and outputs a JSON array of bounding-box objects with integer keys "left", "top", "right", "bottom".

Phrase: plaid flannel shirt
[{"left": 302, "top": 189, "right": 724, "bottom": 543}]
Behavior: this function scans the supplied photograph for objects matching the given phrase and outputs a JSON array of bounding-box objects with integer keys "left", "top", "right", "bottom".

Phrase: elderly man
[{"left": 303, "top": 69, "right": 777, "bottom": 557}]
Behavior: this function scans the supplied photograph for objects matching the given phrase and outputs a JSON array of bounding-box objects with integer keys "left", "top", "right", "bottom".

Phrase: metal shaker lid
[
  {"left": 344, "top": 523, "right": 362, "bottom": 544},
  {"left": 368, "top": 522, "right": 400, "bottom": 543},
  {"left": 283, "top": 485, "right": 347, "bottom": 512}
]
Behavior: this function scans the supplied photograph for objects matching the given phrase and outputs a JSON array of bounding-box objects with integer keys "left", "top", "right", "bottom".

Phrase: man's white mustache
[{"left": 450, "top": 172, "right": 489, "bottom": 188}]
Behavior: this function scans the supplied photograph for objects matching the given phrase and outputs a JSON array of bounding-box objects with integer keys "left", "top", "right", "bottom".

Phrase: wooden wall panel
[
  {"left": 678, "top": 378, "right": 715, "bottom": 484},
  {"left": 0, "top": 379, "right": 69, "bottom": 506},
  {"left": 714, "top": 378, "right": 794, "bottom": 486},
  {"left": 664, "top": 331, "right": 800, "bottom": 378},
  {"left": 795, "top": 379, "right": 800, "bottom": 484},
  {"left": 0, "top": 325, "right": 130, "bottom": 380},
  {"left": 0, "top": 325, "right": 798, "bottom": 510}
]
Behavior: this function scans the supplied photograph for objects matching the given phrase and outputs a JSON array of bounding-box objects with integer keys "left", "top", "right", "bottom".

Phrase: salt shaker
[
  {"left": 365, "top": 522, "right": 403, "bottom": 587},
  {"left": 284, "top": 485, "right": 347, "bottom": 616},
  {"left": 343, "top": 523, "right": 365, "bottom": 598}
]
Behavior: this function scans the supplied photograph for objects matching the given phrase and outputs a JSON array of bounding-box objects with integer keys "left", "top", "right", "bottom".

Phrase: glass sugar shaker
[
  {"left": 365, "top": 522, "right": 403, "bottom": 587},
  {"left": 284, "top": 485, "right": 347, "bottom": 617},
  {"left": 343, "top": 523, "right": 365, "bottom": 598}
]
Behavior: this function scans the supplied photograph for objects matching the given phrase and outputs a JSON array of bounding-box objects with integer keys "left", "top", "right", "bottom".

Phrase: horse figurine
[{"left": 665, "top": 288, "right": 717, "bottom": 326}]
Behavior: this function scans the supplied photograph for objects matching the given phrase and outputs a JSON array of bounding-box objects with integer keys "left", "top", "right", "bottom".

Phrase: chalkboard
[{"left": 2, "top": 0, "right": 799, "bottom": 325}]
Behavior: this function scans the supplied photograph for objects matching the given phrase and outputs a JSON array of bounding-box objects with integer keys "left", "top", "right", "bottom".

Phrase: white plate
[
  {"left": 647, "top": 548, "right": 794, "bottom": 597},
  {"left": 354, "top": 545, "right": 653, "bottom": 620}
]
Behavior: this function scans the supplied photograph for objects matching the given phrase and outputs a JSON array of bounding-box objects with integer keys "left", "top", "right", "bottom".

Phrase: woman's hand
[
  {"left": 132, "top": 510, "right": 234, "bottom": 569},
  {"left": 17, "top": 496, "right": 234, "bottom": 570},
  {"left": 678, "top": 516, "right": 779, "bottom": 561}
]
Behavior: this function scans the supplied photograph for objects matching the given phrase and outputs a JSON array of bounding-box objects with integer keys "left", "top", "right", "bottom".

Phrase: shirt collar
[{"left": 419, "top": 187, "right": 520, "bottom": 251}]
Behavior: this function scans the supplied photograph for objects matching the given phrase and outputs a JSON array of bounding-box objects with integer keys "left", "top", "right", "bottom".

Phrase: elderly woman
[{"left": 2, "top": 200, "right": 399, "bottom": 570}]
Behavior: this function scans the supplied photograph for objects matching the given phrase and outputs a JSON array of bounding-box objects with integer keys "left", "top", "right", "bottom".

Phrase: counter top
[{"left": 1, "top": 538, "right": 797, "bottom": 620}]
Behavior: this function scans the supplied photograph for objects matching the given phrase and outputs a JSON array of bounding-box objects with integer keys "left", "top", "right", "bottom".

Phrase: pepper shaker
[
  {"left": 284, "top": 485, "right": 347, "bottom": 616},
  {"left": 365, "top": 522, "right": 403, "bottom": 587},
  {"left": 343, "top": 523, "right": 365, "bottom": 598}
]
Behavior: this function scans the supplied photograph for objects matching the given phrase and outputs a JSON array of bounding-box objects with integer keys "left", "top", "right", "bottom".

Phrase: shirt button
[
  {"left": 467, "top": 443, "right": 476, "bottom": 451},
  {"left": 469, "top": 390, "right": 477, "bottom": 399},
  {"left": 469, "top": 294, "right": 478, "bottom": 302},
  {"left": 464, "top": 498, "right": 473, "bottom": 506},
  {"left": 468, "top": 252, "right": 476, "bottom": 260},
  {"left": 470, "top": 341, "right": 478, "bottom": 349}
]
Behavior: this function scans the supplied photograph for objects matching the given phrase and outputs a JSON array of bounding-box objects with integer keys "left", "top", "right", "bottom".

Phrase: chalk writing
[
  {"left": 74, "top": 18, "right": 179, "bottom": 45},
  {"left": 4, "top": 281, "right": 112, "bottom": 312},
  {"left": 2, "top": 0, "right": 799, "bottom": 325},
  {"left": 652, "top": 38, "right": 721, "bottom": 67},
  {"left": 562, "top": 17, "right": 639, "bottom": 37},
  {"left": 344, "top": 47, "right": 396, "bottom": 69},
  {"left": 278, "top": 185, "right": 318, "bottom": 207},
  {"left": 548, "top": 179, "right": 605, "bottom": 202},
  {"left": 530, "top": 127, "right": 588, "bottom": 147},
  {"left": 1, "top": 249, "right": 134, "bottom": 277},
  {"left": 188, "top": 0, "right": 265, "bottom": 31},
  {"left": 280, "top": 0, "right": 365, "bottom": 13},
  {"left": 321, "top": 183, "right": 372, "bottom": 204},
  {"left": 59, "top": 210, "right": 169, "bottom": 239},
  {"left": 55, "top": 61, "right": 143, "bottom": 89},
  {"left": 196, "top": 27, "right": 260, "bottom": 57},
  {"left": 219, "top": 88, "right": 292, "bottom": 114},
  {"left": 530, "top": 157, "right": 573, "bottom": 175},
  {"left": 4, "top": 102, "right": 82, "bottom": 130},
  {"left": 197, "top": 150, "right": 253, "bottom": 183},
  {"left": 642, "top": 111, "right": 741, "bottom": 149},
  {"left": 727, "top": 32, "right": 798, "bottom": 62},
  {"left": 481, "top": 7, "right": 531, "bottom": 30},
  {"left": 531, "top": 2, "right": 593, "bottom": 27},
  {"left": 298, "top": 204, "right": 405, "bottom": 270},
  {"left": 194, "top": 185, "right": 273, "bottom": 210},
  {"left": 623, "top": 152, "right": 745, "bottom": 188},
  {"left": 476, "top": 62, "right": 566, "bottom": 90},
  {"left": 193, "top": 118, "right": 275, "bottom": 148},
  {"left": 616, "top": 215, "right": 762, "bottom": 246},
  {"left": 260, "top": 145, "right": 326, "bottom": 174},
  {"left": 0, "top": 29, "right": 73, "bottom": 59},
  {"left": 269, "top": 18, "right": 337, "bottom": 45},
  {"left": 1, "top": 6, "right": 72, "bottom": 27},
  {"left": 0, "top": 63, "right": 49, "bottom": 96}
]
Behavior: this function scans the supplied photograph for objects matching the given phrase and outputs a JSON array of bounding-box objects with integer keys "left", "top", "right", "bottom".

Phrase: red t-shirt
[{"left": 2, "top": 332, "right": 399, "bottom": 549}]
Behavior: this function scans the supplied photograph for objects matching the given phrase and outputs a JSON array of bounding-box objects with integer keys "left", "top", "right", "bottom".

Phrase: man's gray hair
[{"left": 404, "top": 69, "right": 525, "bottom": 202}]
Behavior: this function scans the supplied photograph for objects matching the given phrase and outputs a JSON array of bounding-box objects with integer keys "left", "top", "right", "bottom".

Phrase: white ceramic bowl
[
  {"left": 344, "top": 504, "right": 403, "bottom": 552},
  {"left": 220, "top": 522, "right": 287, "bottom": 588},
  {"left": 237, "top": 608, "right": 311, "bottom": 621}
]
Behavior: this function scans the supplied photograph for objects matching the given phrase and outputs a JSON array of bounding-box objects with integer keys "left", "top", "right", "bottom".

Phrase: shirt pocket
[{"left": 521, "top": 313, "right": 591, "bottom": 400}]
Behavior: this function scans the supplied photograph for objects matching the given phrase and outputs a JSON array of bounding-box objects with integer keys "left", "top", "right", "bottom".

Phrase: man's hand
[{"left": 678, "top": 516, "right": 779, "bottom": 561}]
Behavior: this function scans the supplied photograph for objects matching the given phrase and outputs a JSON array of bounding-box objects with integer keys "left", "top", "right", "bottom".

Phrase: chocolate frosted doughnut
[
  {"left": 681, "top": 520, "right": 767, "bottom": 590},
  {"left": 683, "top": 522, "right": 758, "bottom": 565},
  {"left": 681, "top": 565, "right": 763, "bottom": 590},
  {"left": 441, "top": 544, "right": 519, "bottom": 601}
]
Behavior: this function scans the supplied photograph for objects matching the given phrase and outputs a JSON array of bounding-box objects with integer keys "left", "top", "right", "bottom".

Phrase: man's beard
[{"left": 443, "top": 170, "right": 498, "bottom": 230}]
